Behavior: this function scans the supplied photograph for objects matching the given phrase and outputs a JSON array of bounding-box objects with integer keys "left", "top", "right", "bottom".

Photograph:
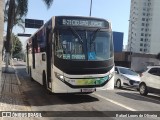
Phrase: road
[{"left": 13, "top": 61, "right": 160, "bottom": 120}]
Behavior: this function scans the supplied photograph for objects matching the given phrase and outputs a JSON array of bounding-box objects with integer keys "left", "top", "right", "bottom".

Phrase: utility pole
[
  {"left": 89, "top": 0, "right": 92, "bottom": 16},
  {"left": 129, "top": 20, "right": 134, "bottom": 68}
]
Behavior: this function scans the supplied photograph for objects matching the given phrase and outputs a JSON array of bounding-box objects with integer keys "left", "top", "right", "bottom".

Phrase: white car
[
  {"left": 139, "top": 66, "right": 160, "bottom": 96},
  {"left": 114, "top": 66, "right": 141, "bottom": 89}
]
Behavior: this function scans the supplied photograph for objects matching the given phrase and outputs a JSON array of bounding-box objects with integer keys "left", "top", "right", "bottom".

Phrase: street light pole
[
  {"left": 129, "top": 20, "right": 134, "bottom": 68},
  {"left": 89, "top": 0, "right": 92, "bottom": 16}
]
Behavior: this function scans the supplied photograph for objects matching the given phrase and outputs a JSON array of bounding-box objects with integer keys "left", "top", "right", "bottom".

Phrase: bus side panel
[{"left": 31, "top": 53, "right": 46, "bottom": 85}]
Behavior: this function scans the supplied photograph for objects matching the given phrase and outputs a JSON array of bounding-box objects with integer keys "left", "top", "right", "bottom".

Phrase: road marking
[{"left": 93, "top": 93, "right": 137, "bottom": 111}]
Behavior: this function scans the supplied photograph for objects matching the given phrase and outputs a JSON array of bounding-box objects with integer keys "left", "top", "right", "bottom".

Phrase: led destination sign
[{"left": 56, "top": 17, "right": 109, "bottom": 28}]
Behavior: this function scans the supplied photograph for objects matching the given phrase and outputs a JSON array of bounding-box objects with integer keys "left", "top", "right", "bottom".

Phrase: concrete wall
[
  {"left": 131, "top": 57, "right": 160, "bottom": 72},
  {"left": 114, "top": 52, "right": 160, "bottom": 72}
]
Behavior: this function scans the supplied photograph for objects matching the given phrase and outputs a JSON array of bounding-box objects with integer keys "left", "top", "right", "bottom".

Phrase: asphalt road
[{"left": 13, "top": 61, "right": 160, "bottom": 120}]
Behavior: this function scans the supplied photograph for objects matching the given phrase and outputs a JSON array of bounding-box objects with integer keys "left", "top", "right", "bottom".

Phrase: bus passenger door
[
  {"left": 26, "top": 44, "right": 29, "bottom": 73},
  {"left": 46, "top": 28, "right": 52, "bottom": 90}
]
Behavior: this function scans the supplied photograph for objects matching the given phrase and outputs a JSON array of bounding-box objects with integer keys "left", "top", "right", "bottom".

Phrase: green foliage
[
  {"left": 42, "top": 0, "right": 54, "bottom": 9},
  {"left": 4, "top": 0, "right": 27, "bottom": 33},
  {"left": 5, "top": 0, "right": 54, "bottom": 53},
  {"left": 11, "top": 34, "right": 22, "bottom": 57}
]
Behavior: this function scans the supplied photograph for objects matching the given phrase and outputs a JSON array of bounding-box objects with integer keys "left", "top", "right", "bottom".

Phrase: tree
[
  {"left": 5, "top": 0, "right": 54, "bottom": 71},
  {"left": 4, "top": 0, "right": 28, "bottom": 32},
  {"left": 5, "top": 0, "right": 27, "bottom": 71},
  {"left": 11, "top": 33, "right": 22, "bottom": 57}
]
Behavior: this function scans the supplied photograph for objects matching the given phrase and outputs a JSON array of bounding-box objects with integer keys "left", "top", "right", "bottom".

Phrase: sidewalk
[{"left": 0, "top": 64, "right": 31, "bottom": 111}]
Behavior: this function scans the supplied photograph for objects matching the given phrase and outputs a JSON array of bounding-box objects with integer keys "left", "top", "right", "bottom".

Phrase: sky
[{"left": 12, "top": 0, "right": 131, "bottom": 49}]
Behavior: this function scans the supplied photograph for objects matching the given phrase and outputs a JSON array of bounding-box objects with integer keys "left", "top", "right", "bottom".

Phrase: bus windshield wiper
[
  {"left": 70, "top": 27, "right": 83, "bottom": 44},
  {"left": 90, "top": 28, "right": 101, "bottom": 45}
]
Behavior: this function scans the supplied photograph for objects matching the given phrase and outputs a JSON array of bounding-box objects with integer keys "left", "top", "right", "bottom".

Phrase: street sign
[
  {"left": 25, "top": 19, "right": 44, "bottom": 28},
  {"left": 17, "top": 33, "right": 31, "bottom": 37}
]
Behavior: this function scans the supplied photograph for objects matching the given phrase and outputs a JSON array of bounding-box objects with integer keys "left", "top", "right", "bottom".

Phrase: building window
[
  {"left": 146, "top": 23, "right": 149, "bottom": 27},
  {"left": 141, "top": 38, "right": 143, "bottom": 41},
  {"left": 140, "top": 43, "right": 143, "bottom": 46},
  {"left": 144, "top": 49, "right": 147, "bottom": 52},
  {"left": 140, "top": 48, "right": 142, "bottom": 51},
  {"left": 142, "top": 18, "right": 145, "bottom": 21},
  {"left": 141, "top": 33, "right": 144, "bottom": 36},
  {"left": 142, "top": 23, "right": 145, "bottom": 26},
  {"left": 141, "top": 28, "right": 144, "bottom": 31}
]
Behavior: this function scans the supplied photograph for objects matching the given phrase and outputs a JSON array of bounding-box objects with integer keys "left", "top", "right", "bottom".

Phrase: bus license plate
[{"left": 81, "top": 88, "right": 95, "bottom": 92}]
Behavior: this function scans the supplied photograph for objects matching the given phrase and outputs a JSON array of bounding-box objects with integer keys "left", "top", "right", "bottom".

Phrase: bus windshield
[{"left": 55, "top": 28, "right": 113, "bottom": 61}]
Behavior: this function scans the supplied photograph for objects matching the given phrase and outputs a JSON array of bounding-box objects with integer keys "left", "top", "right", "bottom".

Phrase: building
[
  {"left": 114, "top": 52, "right": 160, "bottom": 72},
  {"left": 128, "top": 0, "right": 160, "bottom": 54},
  {"left": 0, "top": 0, "right": 4, "bottom": 65},
  {"left": 113, "top": 31, "right": 124, "bottom": 52}
]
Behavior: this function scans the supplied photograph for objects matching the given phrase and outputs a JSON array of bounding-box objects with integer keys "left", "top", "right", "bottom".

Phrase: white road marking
[{"left": 93, "top": 93, "right": 137, "bottom": 111}]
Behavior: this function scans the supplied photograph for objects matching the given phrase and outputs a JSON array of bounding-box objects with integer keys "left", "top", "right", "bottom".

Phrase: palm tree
[
  {"left": 4, "top": 1, "right": 26, "bottom": 33},
  {"left": 5, "top": 0, "right": 54, "bottom": 71}
]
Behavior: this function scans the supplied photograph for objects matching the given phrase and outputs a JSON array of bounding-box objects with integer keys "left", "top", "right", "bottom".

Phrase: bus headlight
[
  {"left": 109, "top": 73, "right": 114, "bottom": 79},
  {"left": 55, "top": 72, "right": 64, "bottom": 81}
]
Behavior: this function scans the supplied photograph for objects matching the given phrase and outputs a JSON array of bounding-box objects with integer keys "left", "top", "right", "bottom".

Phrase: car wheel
[
  {"left": 139, "top": 83, "right": 148, "bottom": 96},
  {"left": 116, "top": 80, "right": 121, "bottom": 89}
]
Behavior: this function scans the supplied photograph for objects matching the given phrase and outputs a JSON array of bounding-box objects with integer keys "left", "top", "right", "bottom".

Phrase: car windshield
[
  {"left": 54, "top": 28, "right": 113, "bottom": 61},
  {"left": 118, "top": 67, "right": 138, "bottom": 76}
]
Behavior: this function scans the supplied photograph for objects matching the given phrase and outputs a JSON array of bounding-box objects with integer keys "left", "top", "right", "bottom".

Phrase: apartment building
[
  {"left": 0, "top": 0, "right": 4, "bottom": 66},
  {"left": 128, "top": 0, "right": 160, "bottom": 54}
]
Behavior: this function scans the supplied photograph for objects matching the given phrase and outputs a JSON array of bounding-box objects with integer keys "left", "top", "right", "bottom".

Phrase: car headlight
[
  {"left": 55, "top": 72, "right": 64, "bottom": 81},
  {"left": 123, "top": 76, "right": 130, "bottom": 80}
]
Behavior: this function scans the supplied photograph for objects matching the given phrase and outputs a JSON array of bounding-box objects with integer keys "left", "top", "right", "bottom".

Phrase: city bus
[{"left": 26, "top": 16, "right": 114, "bottom": 93}]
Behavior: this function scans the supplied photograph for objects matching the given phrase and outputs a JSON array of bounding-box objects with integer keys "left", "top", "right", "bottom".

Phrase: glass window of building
[{"left": 141, "top": 33, "right": 144, "bottom": 36}]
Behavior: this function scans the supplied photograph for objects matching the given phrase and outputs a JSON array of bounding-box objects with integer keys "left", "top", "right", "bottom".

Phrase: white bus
[{"left": 26, "top": 16, "right": 114, "bottom": 93}]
